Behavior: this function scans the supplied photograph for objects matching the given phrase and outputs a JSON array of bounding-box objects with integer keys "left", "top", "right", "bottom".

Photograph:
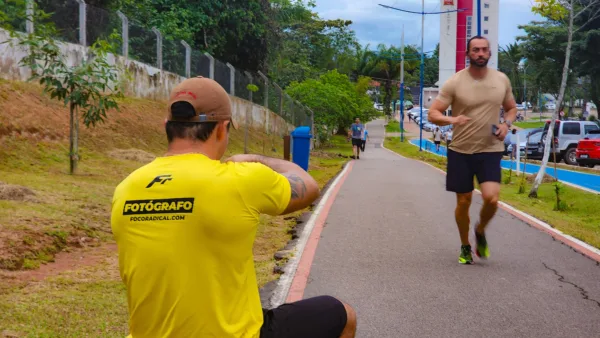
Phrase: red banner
[{"left": 443, "top": 0, "right": 453, "bottom": 5}]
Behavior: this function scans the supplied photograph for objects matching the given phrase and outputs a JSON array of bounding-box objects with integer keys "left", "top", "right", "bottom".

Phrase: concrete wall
[
  {"left": 0, "top": 29, "right": 293, "bottom": 135},
  {"left": 230, "top": 96, "right": 292, "bottom": 136}
]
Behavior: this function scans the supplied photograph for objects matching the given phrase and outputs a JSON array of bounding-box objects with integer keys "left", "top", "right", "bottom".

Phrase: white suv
[{"left": 538, "top": 120, "right": 600, "bottom": 165}]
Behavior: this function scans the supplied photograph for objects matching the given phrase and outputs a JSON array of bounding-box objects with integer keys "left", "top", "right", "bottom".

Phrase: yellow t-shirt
[
  {"left": 437, "top": 68, "right": 515, "bottom": 154},
  {"left": 111, "top": 153, "right": 291, "bottom": 338}
]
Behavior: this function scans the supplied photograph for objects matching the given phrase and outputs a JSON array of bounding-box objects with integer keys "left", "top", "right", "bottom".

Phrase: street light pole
[
  {"left": 419, "top": 0, "right": 424, "bottom": 151},
  {"left": 400, "top": 25, "right": 405, "bottom": 142},
  {"left": 477, "top": 0, "right": 482, "bottom": 36}
]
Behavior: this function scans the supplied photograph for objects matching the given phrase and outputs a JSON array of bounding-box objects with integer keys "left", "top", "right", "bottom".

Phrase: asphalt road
[{"left": 303, "top": 119, "right": 600, "bottom": 338}]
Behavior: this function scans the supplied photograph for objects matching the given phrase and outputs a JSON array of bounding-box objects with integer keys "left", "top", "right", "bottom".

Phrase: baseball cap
[{"left": 167, "top": 76, "right": 238, "bottom": 129}]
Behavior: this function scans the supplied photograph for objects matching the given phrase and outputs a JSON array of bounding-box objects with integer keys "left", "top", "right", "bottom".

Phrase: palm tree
[
  {"left": 499, "top": 43, "right": 524, "bottom": 102},
  {"left": 370, "top": 44, "right": 403, "bottom": 117},
  {"left": 351, "top": 43, "right": 377, "bottom": 81}
]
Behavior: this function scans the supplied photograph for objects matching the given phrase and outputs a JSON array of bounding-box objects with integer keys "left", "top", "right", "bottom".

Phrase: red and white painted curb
[
  {"left": 270, "top": 160, "right": 355, "bottom": 307},
  {"left": 381, "top": 142, "right": 600, "bottom": 263}
]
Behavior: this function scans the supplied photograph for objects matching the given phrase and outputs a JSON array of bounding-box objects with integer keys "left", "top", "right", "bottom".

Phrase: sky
[{"left": 313, "top": 0, "right": 544, "bottom": 52}]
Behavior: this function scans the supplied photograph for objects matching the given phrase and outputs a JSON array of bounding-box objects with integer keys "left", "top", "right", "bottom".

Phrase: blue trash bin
[{"left": 290, "top": 126, "right": 312, "bottom": 171}]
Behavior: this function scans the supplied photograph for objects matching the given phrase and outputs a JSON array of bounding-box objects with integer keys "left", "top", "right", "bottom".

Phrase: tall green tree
[
  {"left": 499, "top": 43, "right": 524, "bottom": 102},
  {"left": 528, "top": 0, "right": 600, "bottom": 198},
  {"left": 287, "top": 70, "right": 377, "bottom": 143}
]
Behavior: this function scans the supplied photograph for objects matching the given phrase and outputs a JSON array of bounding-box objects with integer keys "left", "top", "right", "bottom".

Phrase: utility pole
[
  {"left": 419, "top": 0, "right": 424, "bottom": 151},
  {"left": 400, "top": 25, "right": 405, "bottom": 142},
  {"left": 477, "top": 0, "right": 482, "bottom": 36}
]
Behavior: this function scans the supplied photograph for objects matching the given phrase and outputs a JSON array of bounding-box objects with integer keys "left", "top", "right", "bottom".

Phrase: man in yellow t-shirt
[
  {"left": 428, "top": 36, "right": 517, "bottom": 265},
  {"left": 111, "top": 76, "right": 357, "bottom": 338}
]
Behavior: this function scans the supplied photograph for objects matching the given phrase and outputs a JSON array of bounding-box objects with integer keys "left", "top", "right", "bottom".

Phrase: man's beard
[{"left": 470, "top": 57, "right": 489, "bottom": 68}]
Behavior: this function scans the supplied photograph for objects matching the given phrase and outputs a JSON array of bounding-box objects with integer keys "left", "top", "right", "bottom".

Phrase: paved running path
[{"left": 303, "top": 119, "right": 600, "bottom": 337}]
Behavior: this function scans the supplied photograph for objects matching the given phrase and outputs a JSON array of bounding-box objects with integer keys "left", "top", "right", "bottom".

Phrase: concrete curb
[
  {"left": 269, "top": 160, "right": 355, "bottom": 307},
  {"left": 380, "top": 141, "right": 600, "bottom": 263}
]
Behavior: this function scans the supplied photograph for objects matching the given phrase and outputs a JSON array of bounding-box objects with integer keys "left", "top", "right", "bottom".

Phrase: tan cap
[{"left": 167, "top": 76, "right": 238, "bottom": 129}]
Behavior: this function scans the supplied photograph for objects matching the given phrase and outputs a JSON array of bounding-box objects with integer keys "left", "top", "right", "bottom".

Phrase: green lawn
[
  {"left": 385, "top": 121, "right": 406, "bottom": 133},
  {"left": 384, "top": 137, "right": 600, "bottom": 249},
  {"left": 514, "top": 121, "right": 545, "bottom": 129}
]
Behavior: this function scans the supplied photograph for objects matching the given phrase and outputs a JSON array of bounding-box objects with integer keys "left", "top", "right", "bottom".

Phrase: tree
[
  {"left": 286, "top": 70, "right": 377, "bottom": 144},
  {"left": 2, "top": 5, "right": 124, "bottom": 174},
  {"left": 499, "top": 43, "right": 524, "bottom": 102},
  {"left": 529, "top": 0, "right": 600, "bottom": 198}
]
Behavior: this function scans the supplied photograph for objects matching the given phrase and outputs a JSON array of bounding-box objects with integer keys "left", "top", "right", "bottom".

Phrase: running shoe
[
  {"left": 459, "top": 245, "right": 473, "bottom": 264},
  {"left": 475, "top": 230, "right": 489, "bottom": 259}
]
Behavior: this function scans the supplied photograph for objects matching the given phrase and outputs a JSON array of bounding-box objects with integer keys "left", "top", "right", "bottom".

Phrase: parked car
[
  {"left": 575, "top": 130, "right": 600, "bottom": 168},
  {"left": 408, "top": 108, "right": 428, "bottom": 121},
  {"left": 536, "top": 120, "right": 600, "bottom": 165},
  {"left": 423, "top": 122, "right": 436, "bottom": 132},
  {"left": 524, "top": 129, "right": 545, "bottom": 159},
  {"left": 504, "top": 128, "right": 540, "bottom": 156},
  {"left": 415, "top": 113, "right": 429, "bottom": 125}
]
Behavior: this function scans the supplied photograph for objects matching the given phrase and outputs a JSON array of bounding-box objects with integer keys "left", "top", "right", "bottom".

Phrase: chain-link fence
[
  {"left": 86, "top": 4, "right": 120, "bottom": 50},
  {"left": 7, "top": 0, "right": 314, "bottom": 132},
  {"left": 163, "top": 38, "right": 186, "bottom": 77},
  {"left": 38, "top": 0, "right": 79, "bottom": 44}
]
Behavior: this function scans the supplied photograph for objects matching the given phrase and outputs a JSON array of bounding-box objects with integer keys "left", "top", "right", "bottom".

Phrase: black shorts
[
  {"left": 434, "top": 141, "right": 441, "bottom": 145},
  {"left": 351, "top": 138, "right": 362, "bottom": 147},
  {"left": 261, "top": 296, "right": 347, "bottom": 338},
  {"left": 446, "top": 149, "right": 503, "bottom": 193}
]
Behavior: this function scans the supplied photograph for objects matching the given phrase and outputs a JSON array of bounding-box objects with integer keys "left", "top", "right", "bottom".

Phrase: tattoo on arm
[{"left": 287, "top": 174, "right": 307, "bottom": 200}]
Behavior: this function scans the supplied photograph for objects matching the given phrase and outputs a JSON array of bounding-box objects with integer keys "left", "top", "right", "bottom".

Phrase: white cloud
[{"left": 313, "top": 0, "right": 544, "bottom": 51}]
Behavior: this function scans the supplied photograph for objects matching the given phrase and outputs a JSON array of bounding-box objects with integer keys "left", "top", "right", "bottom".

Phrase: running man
[
  {"left": 428, "top": 36, "right": 517, "bottom": 265},
  {"left": 111, "top": 76, "right": 357, "bottom": 337},
  {"left": 349, "top": 118, "right": 364, "bottom": 159},
  {"left": 361, "top": 127, "right": 369, "bottom": 152},
  {"left": 433, "top": 127, "right": 442, "bottom": 152}
]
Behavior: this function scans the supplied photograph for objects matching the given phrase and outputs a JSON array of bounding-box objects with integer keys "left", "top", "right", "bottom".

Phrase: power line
[{"left": 379, "top": 4, "right": 467, "bottom": 15}]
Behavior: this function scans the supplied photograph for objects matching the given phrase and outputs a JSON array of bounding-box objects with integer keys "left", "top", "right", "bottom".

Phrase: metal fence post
[
  {"left": 76, "top": 0, "right": 87, "bottom": 46},
  {"left": 226, "top": 63, "right": 235, "bottom": 95},
  {"left": 245, "top": 71, "right": 253, "bottom": 102},
  {"left": 296, "top": 100, "right": 303, "bottom": 126},
  {"left": 204, "top": 53, "right": 214, "bottom": 79},
  {"left": 151, "top": 27, "right": 162, "bottom": 70},
  {"left": 244, "top": 71, "right": 253, "bottom": 154},
  {"left": 257, "top": 71, "right": 269, "bottom": 108},
  {"left": 25, "top": 0, "right": 34, "bottom": 34},
  {"left": 288, "top": 95, "right": 295, "bottom": 126},
  {"left": 116, "top": 11, "right": 128, "bottom": 59},
  {"left": 274, "top": 83, "right": 283, "bottom": 117},
  {"left": 181, "top": 40, "right": 191, "bottom": 78},
  {"left": 258, "top": 72, "right": 269, "bottom": 133}
]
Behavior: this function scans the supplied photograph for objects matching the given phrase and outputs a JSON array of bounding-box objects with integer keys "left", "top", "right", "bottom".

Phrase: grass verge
[
  {"left": 385, "top": 121, "right": 406, "bottom": 133},
  {"left": 384, "top": 137, "right": 600, "bottom": 249},
  {"left": 514, "top": 121, "right": 545, "bottom": 129}
]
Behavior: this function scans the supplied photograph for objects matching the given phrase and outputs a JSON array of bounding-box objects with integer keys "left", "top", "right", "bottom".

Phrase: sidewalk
[{"left": 301, "top": 119, "right": 600, "bottom": 337}]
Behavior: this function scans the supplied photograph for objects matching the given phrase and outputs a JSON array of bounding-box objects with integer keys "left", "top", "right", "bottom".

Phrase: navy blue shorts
[{"left": 446, "top": 149, "right": 503, "bottom": 193}]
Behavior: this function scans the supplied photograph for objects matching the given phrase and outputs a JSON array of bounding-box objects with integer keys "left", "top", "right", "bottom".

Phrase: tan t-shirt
[{"left": 437, "top": 68, "right": 514, "bottom": 154}]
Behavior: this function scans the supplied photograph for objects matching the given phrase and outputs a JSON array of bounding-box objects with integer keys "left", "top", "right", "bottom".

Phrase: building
[{"left": 438, "top": 0, "right": 499, "bottom": 88}]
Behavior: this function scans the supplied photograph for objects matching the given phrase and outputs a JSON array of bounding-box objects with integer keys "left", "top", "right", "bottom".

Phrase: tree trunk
[
  {"left": 529, "top": 3, "right": 574, "bottom": 198},
  {"left": 69, "top": 103, "right": 79, "bottom": 175}
]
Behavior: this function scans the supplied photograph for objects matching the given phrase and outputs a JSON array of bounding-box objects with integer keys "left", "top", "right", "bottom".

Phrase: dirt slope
[{"left": 0, "top": 78, "right": 284, "bottom": 271}]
